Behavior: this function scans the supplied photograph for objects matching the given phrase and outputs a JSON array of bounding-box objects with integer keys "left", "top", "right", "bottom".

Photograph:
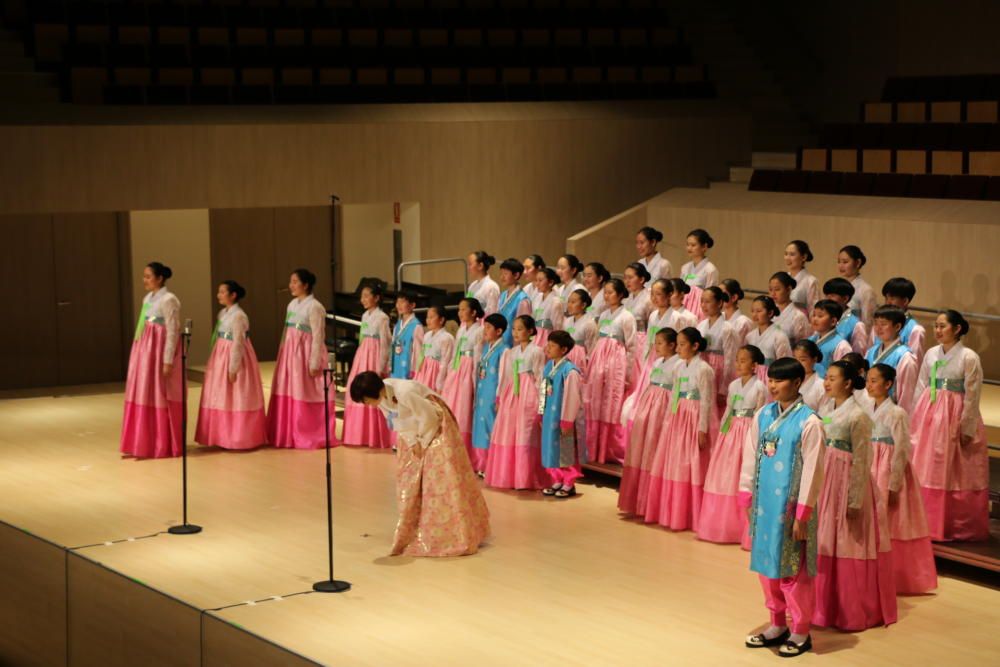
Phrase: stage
[{"left": 1, "top": 368, "right": 998, "bottom": 666}]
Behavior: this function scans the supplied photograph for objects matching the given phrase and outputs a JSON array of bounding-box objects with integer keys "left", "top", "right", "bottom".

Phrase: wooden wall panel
[
  {"left": 201, "top": 614, "right": 320, "bottom": 667},
  {"left": 67, "top": 554, "right": 202, "bottom": 667},
  {"left": 0, "top": 523, "right": 67, "bottom": 667},
  {"left": 52, "top": 213, "right": 125, "bottom": 385},
  {"left": 0, "top": 215, "right": 58, "bottom": 389},
  {"left": 209, "top": 208, "right": 280, "bottom": 361}
]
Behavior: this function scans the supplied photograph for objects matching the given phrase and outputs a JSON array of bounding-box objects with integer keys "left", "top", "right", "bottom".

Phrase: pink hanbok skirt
[
  {"left": 583, "top": 338, "right": 628, "bottom": 464},
  {"left": 696, "top": 415, "right": 754, "bottom": 544},
  {"left": 341, "top": 337, "right": 392, "bottom": 448},
  {"left": 484, "top": 374, "right": 547, "bottom": 489},
  {"left": 267, "top": 329, "right": 337, "bottom": 449},
  {"left": 442, "top": 356, "right": 478, "bottom": 466},
  {"left": 196, "top": 338, "right": 268, "bottom": 449},
  {"left": 619, "top": 384, "right": 671, "bottom": 516},
  {"left": 121, "top": 323, "right": 183, "bottom": 458}
]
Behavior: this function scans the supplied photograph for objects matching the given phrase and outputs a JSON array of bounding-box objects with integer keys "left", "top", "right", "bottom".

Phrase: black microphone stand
[
  {"left": 314, "top": 194, "right": 350, "bottom": 593},
  {"left": 169, "top": 321, "right": 201, "bottom": 535}
]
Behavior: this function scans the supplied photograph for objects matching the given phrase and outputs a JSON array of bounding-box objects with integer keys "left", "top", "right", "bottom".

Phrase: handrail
[
  {"left": 742, "top": 288, "right": 1000, "bottom": 322},
  {"left": 327, "top": 314, "right": 362, "bottom": 327},
  {"left": 396, "top": 257, "right": 468, "bottom": 293}
]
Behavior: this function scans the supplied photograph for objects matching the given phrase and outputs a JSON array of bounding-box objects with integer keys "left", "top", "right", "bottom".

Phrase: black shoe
[
  {"left": 554, "top": 486, "right": 576, "bottom": 498},
  {"left": 542, "top": 483, "right": 562, "bottom": 496},
  {"left": 745, "top": 628, "right": 790, "bottom": 648},
  {"left": 778, "top": 635, "right": 812, "bottom": 658}
]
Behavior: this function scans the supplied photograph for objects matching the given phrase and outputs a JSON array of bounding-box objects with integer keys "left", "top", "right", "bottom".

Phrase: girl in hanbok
[
  {"left": 582, "top": 261, "right": 610, "bottom": 319},
  {"left": 467, "top": 250, "right": 499, "bottom": 315},
  {"left": 413, "top": 305, "right": 454, "bottom": 394},
  {"left": 793, "top": 340, "right": 825, "bottom": 410},
  {"left": 770, "top": 272, "right": 811, "bottom": 345},
  {"left": 823, "top": 277, "right": 868, "bottom": 355},
  {"left": 697, "top": 345, "right": 766, "bottom": 544},
  {"left": 619, "top": 329, "right": 678, "bottom": 516},
  {"left": 623, "top": 262, "right": 652, "bottom": 376},
  {"left": 697, "top": 286, "right": 737, "bottom": 410},
  {"left": 531, "top": 268, "right": 563, "bottom": 348},
  {"left": 496, "top": 258, "right": 532, "bottom": 347},
  {"left": 745, "top": 296, "right": 793, "bottom": 384},
  {"left": 539, "top": 331, "right": 587, "bottom": 498},
  {"left": 554, "top": 254, "right": 586, "bottom": 303},
  {"left": 563, "top": 289, "right": 597, "bottom": 374},
  {"left": 665, "top": 278, "right": 697, "bottom": 331},
  {"left": 195, "top": 280, "right": 267, "bottom": 450},
  {"left": 342, "top": 283, "right": 392, "bottom": 448},
  {"left": 485, "top": 315, "right": 548, "bottom": 489},
  {"left": 583, "top": 280, "right": 637, "bottom": 463},
  {"left": 644, "top": 327, "right": 717, "bottom": 531},
  {"left": 909, "top": 310, "right": 989, "bottom": 542},
  {"left": 620, "top": 279, "right": 673, "bottom": 427},
  {"left": 389, "top": 292, "right": 423, "bottom": 380},
  {"left": 121, "top": 262, "right": 183, "bottom": 458},
  {"left": 636, "top": 225, "right": 671, "bottom": 281},
  {"left": 806, "top": 299, "right": 851, "bottom": 378},
  {"left": 784, "top": 240, "right": 819, "bottom": 315},
  {"left": 865, "top": 306, "right": 918, "bottom": 412},
  {"left": 813, "top": 361, "right": 897, "bottom": 631},
  {"left": 739, "top": 358, "right": 824, "bottom": 658},
  {"left": 679, "top": 228, "right": 718, "bottom": 320},
  {"left": 267, "top": 268, "right": 338, "bottom": 450},
  {"left": 470, "top": 314, "right": 509, "bottom": 476},
  {"left": 836, "top": 245, "right": 875, "bottom": 330},
  {"left": 720, "top": 278, "right": 753, "bottom": 347},
  {"left": 866, "top": 363, "right": 938, "bottom": 594},
  {"left": 351, "top": 372, "right": 490, "bottom": 557},
  {"left": 442, "top": 298, "right": 484, "bottom": 456},
  {"left": 521, "top": 254, "right": 545, "bottom": 303}
]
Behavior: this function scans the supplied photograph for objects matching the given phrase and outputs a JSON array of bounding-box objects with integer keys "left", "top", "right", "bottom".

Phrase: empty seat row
[
  {"left": 862, "top": 100, "right": 999, "bottom": 124},
  {"left": 799, "top": 148, "right": 1000, "bottom": 177},
  {"left": 817, "top": 122, "right": 1000, "bottom": 151},
  {"left": 748, "top": 170, "right": 1000, "bottom": 201},
  {"left": 881, "top": 74, "right": 1000, "bottom": 103},
  {"left": 95, "top": 79, "right": 715, "bottom": 104}
]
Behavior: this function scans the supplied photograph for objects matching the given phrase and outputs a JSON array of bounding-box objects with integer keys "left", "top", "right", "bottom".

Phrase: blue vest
[
  {"left": 808, "top": 330, "right": 847, "bottom": 378},
  {"left": 540, "top": 359, "right": 586, "bottom": 469},
  {"left": 471, "top": 340, "right": 509, "bottom": 449},
  {"left": 497, "top": 288, "right": 529, "bottom": 347},
  {"left": 390, "top": 317, "right": 419, "bottom": 379},
  {"left": 749, "top": 400, "right": 818, "bottom": 580},
  {"left": 865, "top": 340, "right": 910, "bottom": 402},
  {"left": 835, "top": 312, "right": 860, "bottom": 348},
  {"left": 900, "top": 316, "right": 918, "bottom": 350}
]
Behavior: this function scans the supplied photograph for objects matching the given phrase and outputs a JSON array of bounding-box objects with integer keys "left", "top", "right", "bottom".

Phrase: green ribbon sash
[
  {"left": 930, "top": 359, "right": 947, "bottom": 402},
  {"left": 513, "top": 358, "right": 523, "bottom": 396},
  {"left": 721, "top": 393, "right": 743, "bottom": 434},
  {"left": 133, "top": 302, "right": 150, "bottom": 341},
  {"left": 671, "top": 376, "right": 688, "bottom": 413}
]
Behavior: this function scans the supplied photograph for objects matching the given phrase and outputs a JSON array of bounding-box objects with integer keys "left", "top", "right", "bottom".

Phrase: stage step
[{"left": 583, "top": 461, "right": 623, "bottom": 479}]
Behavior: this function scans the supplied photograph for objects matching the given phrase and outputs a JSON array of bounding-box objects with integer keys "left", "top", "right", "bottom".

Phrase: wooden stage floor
[{"left": 1, "top": 369, "right": 998, "bottom": 666}]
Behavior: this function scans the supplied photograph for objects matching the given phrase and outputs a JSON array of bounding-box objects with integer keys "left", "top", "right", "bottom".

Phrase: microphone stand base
[
  {"left": 312, "top": 579, "right": 351, "bottom": 593},
  {"left": 168, "top": 524, "right": 203, "bottom": 535}
]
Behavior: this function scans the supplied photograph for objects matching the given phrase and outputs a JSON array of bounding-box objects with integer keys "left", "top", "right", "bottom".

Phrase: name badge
[
  {"left": 394, "top": 344, "right": 403, "bottom": 355},
  {"left": 763, "top": 438, "right": 778, "bottom": 457}
]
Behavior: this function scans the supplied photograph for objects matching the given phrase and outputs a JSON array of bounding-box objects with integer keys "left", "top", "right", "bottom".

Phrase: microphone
[{"left": 183, "top": 318, "right": 193, "bottom": 336}]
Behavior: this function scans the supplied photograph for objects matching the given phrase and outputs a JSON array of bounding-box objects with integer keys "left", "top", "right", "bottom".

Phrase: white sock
[
  {"left": 762, "top": 625, "right": 787, "bottom": 640},
  {"left": 789, "top": 632, "right": 809, "bottom": 645}
]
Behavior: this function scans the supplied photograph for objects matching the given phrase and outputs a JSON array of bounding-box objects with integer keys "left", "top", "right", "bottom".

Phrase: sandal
[
  {"left": 778, "top": 635, "right": 812, "bottom": 658},
  {"left": 542, "top": 483, "right": 563, "bottom": 496},
  {"left": 745, "top": 628, "right": 790, "bottom": 648},
  {"left": 554, "top": 486, "right": 576, "bottom": 498}
]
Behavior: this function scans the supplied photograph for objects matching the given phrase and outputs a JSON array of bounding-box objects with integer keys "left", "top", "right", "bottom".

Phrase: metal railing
[{"left": 396, "top": 257, "right": 468, "bottom": 293}]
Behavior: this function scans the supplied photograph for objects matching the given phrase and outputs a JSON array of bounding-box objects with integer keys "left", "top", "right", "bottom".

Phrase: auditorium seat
[
  {"left": 945, "top": 175, "right": 988, "bottom": 200},
  {"left": 841, "top": 172, "right": 875, "bottom": 196},
  {"left": 806, "top": 170, "right": 841, "bottom": 194},
  {"left": 747, "top": 169, "right": 780, "bottom": 192},
  {"left": 908, "top": 173, "right": 949, "bottom": 198},
  {"left": 871, "top": 173, "right": 911, "bottom": 197}
]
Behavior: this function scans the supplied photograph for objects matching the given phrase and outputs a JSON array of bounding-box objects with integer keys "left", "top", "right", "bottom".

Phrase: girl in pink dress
[
  {"left": 620, "top": 278, "right": 672, "bottom": 428},
  {"left": 442, "top": 298, "right": 484, "bottom": 462},
  {"left": 720, "top": 278, "right": 753, "bottom": 347},
  {"left": 697, "top": 345, "right": 767, "bottom": 544},
  {"left": 342, "top": 284, "right": 392, "bottom": 448},
  {"left": 582, "top": 261, "right": 610, "bottom": 319},
  {"left": 521, "top": 254, "right": 545, "bottom": 303},
  {"left": 679, "top": 228, "right": 719, "bottom": 320},
  {"left": 584, "top": 280, "right": 637, "bottom": 463},
  {"left": 563, "top": 289, "right": 597, "bottom": 374},
  {"left": 697, "top": 286, "right": 737, "bottom": 411},
  {"left": 266, "top": 269, "right": 338, "bottom": 450},
  {"left": 793, "top": 340, "right": 826, "bottom": 411},
  {"left": 485, "top": 315, "right": 548, "bottom": 489},
  {"left": 636, "top": 225, "right": 671, "bottom": 282},
  {"left": 745, "top": 296, "right": 793, "bottom": 385},
  {"left": 866, "top": 363, "right": 938, "bottom": 594},
  {"left": 784, "top": 240, "right": 819, "bottom": 316},
  {"left": 813, "top": 361, "right": 897, "bottom": 631},
  {"left": 770, "top": 271, "right": 811, "bottom": 345},
  {"left": 644, "top": 327, "right": 718, "bottom": 531},
  {"left": 665, "top": 278, "right": 697, "bottom": 331},
  {"left": 121, "top": 262, "right": 183, "bottom": 459},
  {"left": 412, "top": 305, "right": 454, "bottom": 394},
  {"left": 530, "top": 268, "right": 563, "bottom": 348},
  {"left": 837, "top": 245, "right": 876, "bottom": 331},
  {"left": 619, "top": 328, "right": 679, "bottom": 516},
  {"left": 909, "top": 310, "right": 990, "bottom": 542},
  {"left": 623, "top": 263, "right": 652, "bottom": 378},
  {"left": 467, "top": 251, "right": 499, "bottom": 315},
  {"left": 554, "top": 254, "right": 586, "bottom": 304},
  {"left": 195, "top": 280, "right": 268, "bottom": 450}
]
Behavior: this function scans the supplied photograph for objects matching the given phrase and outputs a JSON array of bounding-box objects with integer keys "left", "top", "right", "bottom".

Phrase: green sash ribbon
[
  {"left": 513, "top": 358, "right": 523, "bottom": 396},
  {"left": 721, "top": 393, "right": 743, "bottom": 434},
  {"left": 671, "top": 376, "right": 688, "bottom": 413},
  {"left": 930, "top": 359, "right": 947, "bottom": 402},
  {"left": 453, "top": 336, "right": 467, "bottom": 370},
  {"left": 133, "top": 302, "right": 150, "bottom": 341}
]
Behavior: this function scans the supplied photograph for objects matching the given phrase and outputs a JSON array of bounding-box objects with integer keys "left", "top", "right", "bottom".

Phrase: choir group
[{"left": 120, "top": 226, "right": 991, "bottom": 658}]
